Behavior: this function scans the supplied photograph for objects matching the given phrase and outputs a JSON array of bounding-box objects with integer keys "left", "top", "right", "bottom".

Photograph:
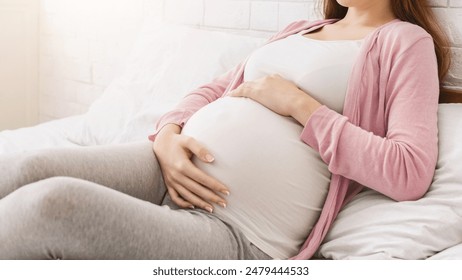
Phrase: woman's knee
[
  {"left": 16, "top": 150, "right": 56, "bottom": 181},
  {"left": 0, "top": 151, "right": 58, "bottom": 199},
  {"left": 21, "top": 177, "right": 91, "bottom": 222},
  {"left": 1, "top": 177, "right": 103, "bottom": 260}
]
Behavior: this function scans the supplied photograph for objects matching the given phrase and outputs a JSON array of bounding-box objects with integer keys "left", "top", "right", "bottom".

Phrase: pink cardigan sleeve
[{"left": 301, "top": 37, "right": 440, "bottom": 201}]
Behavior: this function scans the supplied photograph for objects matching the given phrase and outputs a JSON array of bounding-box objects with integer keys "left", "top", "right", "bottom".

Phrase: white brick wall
[
  {"left": 39, "top": 0, "right": 462, "bottom": 122},
  {"left": 38, "top": 0, "right": 162, "bottom": 121}
]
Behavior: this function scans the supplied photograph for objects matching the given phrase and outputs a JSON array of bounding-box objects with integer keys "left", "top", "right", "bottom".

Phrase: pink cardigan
[{"left": 150, "top": 19, "right": 440, "bottom": 259}]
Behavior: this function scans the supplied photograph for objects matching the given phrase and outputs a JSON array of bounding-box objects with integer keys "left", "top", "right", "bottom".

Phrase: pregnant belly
[{"left": 181, "top": 97, "right": 330, "bottom": 259}]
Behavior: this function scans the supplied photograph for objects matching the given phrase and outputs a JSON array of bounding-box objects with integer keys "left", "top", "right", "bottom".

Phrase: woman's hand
[
  {"left": 152, "top": 124, "right": 229, "bottom": 213},
  {"left": 229, "top": 74, "right": 322, "bottom": 125}
]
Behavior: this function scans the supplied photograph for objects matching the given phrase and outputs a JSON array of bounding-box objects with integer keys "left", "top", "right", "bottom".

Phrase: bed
[{"left": 1, "top": 20, "right": 462, "bottom": 260}]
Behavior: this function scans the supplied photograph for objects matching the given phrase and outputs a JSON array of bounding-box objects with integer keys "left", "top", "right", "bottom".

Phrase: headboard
[{"left": 439, "top": 88, "right": 462, "bottom": 104}]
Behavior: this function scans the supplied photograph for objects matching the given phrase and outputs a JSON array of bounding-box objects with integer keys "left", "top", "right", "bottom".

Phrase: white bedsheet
[{"left": 0, "top": 116, "right": 83, "bottom": 155}]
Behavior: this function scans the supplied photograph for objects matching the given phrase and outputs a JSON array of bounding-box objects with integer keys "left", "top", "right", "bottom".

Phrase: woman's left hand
[{"left": 229, "top": 74, "right": 322, "bottom": 125}]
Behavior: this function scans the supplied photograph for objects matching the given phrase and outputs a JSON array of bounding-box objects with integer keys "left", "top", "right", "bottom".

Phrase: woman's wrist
[
  {"left": 290, "top": 91, "right": 322, "bottom": 126},
  {"left": 156, "top": 123, "right": 181, "bottom": 141}
]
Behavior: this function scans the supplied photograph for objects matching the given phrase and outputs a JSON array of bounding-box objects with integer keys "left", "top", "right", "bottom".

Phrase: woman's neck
[{"left": 338, "top": 2, "right": 396, "bottom": 28}]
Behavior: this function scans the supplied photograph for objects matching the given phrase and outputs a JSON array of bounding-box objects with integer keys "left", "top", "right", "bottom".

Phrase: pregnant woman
[{"left": 0, "top": 0, "right": 450, "bottom": 259}]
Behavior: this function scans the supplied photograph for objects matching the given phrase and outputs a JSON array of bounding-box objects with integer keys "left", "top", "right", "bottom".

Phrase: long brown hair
[{"left": 321, "top": 0, "right": 451, "bottom": 81}]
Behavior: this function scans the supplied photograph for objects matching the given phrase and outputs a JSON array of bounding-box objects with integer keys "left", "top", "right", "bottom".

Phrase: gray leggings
[{"left": 0, "top": 141, "right": 271, "bottom": 260}]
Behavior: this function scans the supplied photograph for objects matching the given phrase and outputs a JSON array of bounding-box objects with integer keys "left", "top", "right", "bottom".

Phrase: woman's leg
[
  {"left": 0, "top": 141, "right": 166, "bottom": 204},
  {"left": 0, "top": 177, "right": 270, "bottom": 260}
]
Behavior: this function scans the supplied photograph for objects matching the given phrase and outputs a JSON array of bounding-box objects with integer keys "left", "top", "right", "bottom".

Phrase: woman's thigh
[
  {"left": 0, "top": 141, "right": 166, "bottom": 204},
  {"left": 0, "top": 177, "right": 269, "bottom": 260}
]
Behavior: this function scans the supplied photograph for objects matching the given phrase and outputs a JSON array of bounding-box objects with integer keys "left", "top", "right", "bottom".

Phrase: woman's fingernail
[
  {"left": 205, "top": 206, "right": 213, "bottom": 213},
  {"left": 219, "top": 202, "right": 227, "bottom": 208},
  {"left": 188, "top": 205, "right": 195, "bottom": 209},
  {"left": 205, "top": 154, "right": 215, "bottom": 162},
  {"left": 222, "top": 190, "right": 230, "bottom": 196}
]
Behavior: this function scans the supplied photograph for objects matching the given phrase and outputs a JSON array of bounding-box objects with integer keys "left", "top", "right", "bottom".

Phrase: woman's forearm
[{"left": 290, "top": 91, "right": 322, "bottom": 126}]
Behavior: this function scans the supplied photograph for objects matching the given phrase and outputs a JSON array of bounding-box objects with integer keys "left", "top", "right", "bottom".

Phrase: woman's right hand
[{"left": 152, "top": 124, "right": 229, "bottom": 213}]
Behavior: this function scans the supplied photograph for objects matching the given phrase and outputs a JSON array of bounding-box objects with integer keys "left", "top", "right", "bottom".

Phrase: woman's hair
[{"left": 321, "top": 0, "right": 451, "bottom": 81}]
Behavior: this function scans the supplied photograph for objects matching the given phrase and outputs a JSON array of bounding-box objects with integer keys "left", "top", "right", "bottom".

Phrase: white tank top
[{"left": 181, "top": 32, "right": 362, "bottom": 259}]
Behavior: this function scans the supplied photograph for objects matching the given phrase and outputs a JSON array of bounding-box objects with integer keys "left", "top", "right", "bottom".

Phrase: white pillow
[
  {"left": 68, "top": 21, "right": 266, "bottom": 145},
  {"left": 316, "top": 104, "right": 462, "bottom": 260}
]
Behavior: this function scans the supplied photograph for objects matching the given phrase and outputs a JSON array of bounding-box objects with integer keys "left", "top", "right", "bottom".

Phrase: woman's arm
[
  {"left": 230, "top": 35, "right": 439, "bottom": 202},
  {"left": 301, "top": 37, "right": 440, "bottom": 201}
]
